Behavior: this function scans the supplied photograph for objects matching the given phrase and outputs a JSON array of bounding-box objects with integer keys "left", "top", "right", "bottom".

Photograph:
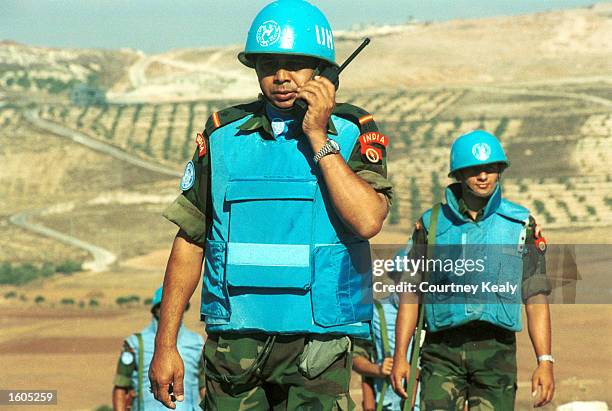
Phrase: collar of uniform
[
  {"left": 457, "top": 198, "right": 485, "bottom": 222},
  {"left": 445, "top": 183, "right": 502, "bottom": 223},
  {"left": 237, "top": 96, "right": 338, "bottom": 138}
]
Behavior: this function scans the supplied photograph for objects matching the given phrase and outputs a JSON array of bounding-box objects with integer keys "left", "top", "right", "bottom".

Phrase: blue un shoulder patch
[{"left": 180, "top": 161, "right": 196, "bottom": 191}]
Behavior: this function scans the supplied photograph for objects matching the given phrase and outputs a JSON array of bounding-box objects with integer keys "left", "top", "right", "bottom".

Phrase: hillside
[{"left": 1, "top": 4, "right": 611, "bottom": 103}]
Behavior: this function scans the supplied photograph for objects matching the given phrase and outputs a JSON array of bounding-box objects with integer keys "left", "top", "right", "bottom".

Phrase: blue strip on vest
[{"left": 227, "top": 243, "right": 310, "bottom": 267}]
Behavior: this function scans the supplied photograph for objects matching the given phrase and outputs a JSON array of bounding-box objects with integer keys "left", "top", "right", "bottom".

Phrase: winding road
[{"left": 13, "top": 110, "right": 181, "bottom": 272}]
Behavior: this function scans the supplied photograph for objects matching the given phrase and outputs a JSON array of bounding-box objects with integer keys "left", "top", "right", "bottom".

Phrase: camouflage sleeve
[
  {"left": 522, "top": 216, "right": 552, "bottom": 301},
  {"left": 337, "top": 108, "right": 393, "bottom": 205},
  {"left": 348, "top": 145, "right": 393, "bottom": 205},
  {"left": 113, "top": 340, "right": 136, "bottom": 388},
  {"left": 162, "top": 130, "right": 211, "bottom": 246}
]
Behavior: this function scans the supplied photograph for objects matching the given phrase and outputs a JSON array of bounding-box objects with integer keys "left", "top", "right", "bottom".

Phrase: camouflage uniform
[
  {"left": 164, "top": 97, "right": 393, "bottom": 410},
  {"left": 409, "top": 197, "right": 551, "bottom": 411},
  {"left": 419, "top": 322, "right": 517, "bottom": 411},
  {"left": 203, "top": 333, "right": 353, "bottom": 410}
]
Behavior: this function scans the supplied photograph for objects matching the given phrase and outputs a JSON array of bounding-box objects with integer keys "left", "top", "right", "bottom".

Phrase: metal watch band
[
  {"left": 313, "top": 139, "right": 339, "bottom": 163},
  {"left": 537, "top": 355, "right": 555, "bottom": 363}
]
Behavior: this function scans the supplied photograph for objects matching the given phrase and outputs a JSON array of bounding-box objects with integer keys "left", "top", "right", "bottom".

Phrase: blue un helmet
[
  {"left": 449, "top": 130, "right": 509, "bottom": 177},
  {"left": 238, "top": 0, "right": 337, "bottom": 68},
  {"left": 151, "top": 286, "right": 163, "bottom": 312}
]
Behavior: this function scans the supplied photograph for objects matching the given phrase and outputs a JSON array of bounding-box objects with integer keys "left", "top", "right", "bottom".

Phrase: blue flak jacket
[
  {"left": 422, "top": 184, "right": 529, "bottom": 332},
  {"left": 200, "top": 110, "right": 373, "bottom": 338},
  {"left": 126, "top": 319, "right": 203, "bottom": 411}
]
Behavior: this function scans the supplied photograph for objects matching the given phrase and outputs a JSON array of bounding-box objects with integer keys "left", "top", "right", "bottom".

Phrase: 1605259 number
[{"left": 0, "top": 390, "right": 57, "bottom": 405}]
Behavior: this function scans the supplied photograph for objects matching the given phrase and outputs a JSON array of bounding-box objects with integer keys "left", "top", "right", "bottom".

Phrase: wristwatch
[
  {"left": 537, "top": 355, "right": 555, "bottom": 364},
  {"left": 313, "top": 139, "right": 340, "bottom": 163}
]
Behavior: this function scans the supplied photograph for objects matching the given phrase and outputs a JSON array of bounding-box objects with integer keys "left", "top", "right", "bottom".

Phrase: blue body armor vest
[
  {"left": 126, "top": 320, "right": 203, "bottom": 411},
  {"left": 422, "top": 184, "right": 529, "bottom": 332},
  {"left": 200, "top": 109, "right": 372, "bottom": 338}
]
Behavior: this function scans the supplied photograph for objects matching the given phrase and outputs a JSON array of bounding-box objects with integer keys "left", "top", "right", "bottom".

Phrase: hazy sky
[{"left": 1, "top": 0, "right": 609, "bottom": 53}]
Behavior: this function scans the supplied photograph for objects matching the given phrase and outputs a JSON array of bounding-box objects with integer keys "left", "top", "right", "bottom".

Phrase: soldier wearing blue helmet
[
  {"left": 149, "top": 1, "right": 393, "bottom": 409},
  {"left": 113, "top": 287, "right": 205, "bottom": 411},
  {"left": 391, "top": 130, "right": 555, "bottom": 410}
]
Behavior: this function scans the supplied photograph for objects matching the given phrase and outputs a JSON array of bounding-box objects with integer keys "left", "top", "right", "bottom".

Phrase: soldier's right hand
[
  {"left": 149, "top": 346, "right": 185, "bottom": 409},
  {"left": 390, "top": 357, "right": 410, "bottom": 399},
  {"left": 379, "top": 357, "right": 394, "bottom": 377}
]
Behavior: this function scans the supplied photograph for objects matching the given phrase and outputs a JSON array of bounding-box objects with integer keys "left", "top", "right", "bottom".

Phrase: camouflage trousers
[
  {"left": 419, "top": 322, "right": 517, "bottom": 411},
  {"left": 202, "top": 333, "right": 354, "bottom": 411}
]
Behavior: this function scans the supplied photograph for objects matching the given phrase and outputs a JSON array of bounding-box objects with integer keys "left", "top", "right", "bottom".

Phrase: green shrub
[
  {"left": 478, "top": 114, "right": 485, "bottom": 129},
  {"left": 109, "top": 105, "right": 125, "bottom": 140},
  {"left": 41, "top": 262, "right": 55, "bottom": 277},
  {"left": 453, "top": 117, "right": 462, "bottom": 129},
  {"left": 89, "top": 299, "right": 99, "bottom": 307},
  {"left": 35, "top": 295, "right": 45, "bottom": 304},
  {"left": 61, "top": 298, "right": 75, "bottom": 305},
  {"left": 116, "top": 295, "right": 140, "bottom": 306},
  {"left": 163, "top": 104, "right": 178, "bottom": 160},
  {"left": 144, "top": 105, "right": 158, "bottom": 155},
  {"left": 494, "top": 117, "right": 509, "bottom": 137},
  {"left": 94, "top": 405, "right": 113, "bottom": 411},
  {"left": 55, "top": 260, "right": 82, "bottom": 275},
  {"left": 533, "top": 200, "right": 546, "bottom": 215},
  {"left": 4, "top": 291, "right": 17, "bottom": 299},
  {"left": 0, "top": 261, "right": 82, "bottom": 285},
  {"left": 17, "top": 75, "right": 31, "bottom": 89}
]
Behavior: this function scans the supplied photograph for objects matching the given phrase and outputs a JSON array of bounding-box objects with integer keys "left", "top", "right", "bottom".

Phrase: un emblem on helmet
[
  {"left": 256, "top": 20, "right": 281, "bottom": 47},
  {"left": 472, "top": 143, "right": 492, "bottom": 161}
]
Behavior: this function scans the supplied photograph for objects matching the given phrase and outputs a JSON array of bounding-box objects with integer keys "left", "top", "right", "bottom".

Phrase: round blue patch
[{"left": 180, "top": 161, "right": 196, "bottom": 191}]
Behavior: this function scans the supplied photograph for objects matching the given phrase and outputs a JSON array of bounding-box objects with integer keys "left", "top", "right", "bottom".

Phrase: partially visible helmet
[
  {"left": 449, "top": 130, "right": 509, "bottom": 177},
  {"left": 238, "top": 0, "right": 336, "bottom": 68},
  {"left": 151, "top": 286, "right": 163, "bottom": 311}
]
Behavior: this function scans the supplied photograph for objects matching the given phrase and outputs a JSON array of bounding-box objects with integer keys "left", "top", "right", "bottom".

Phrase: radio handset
[{"left": 293, "top": 38, "right": 370, "bottom": 117}]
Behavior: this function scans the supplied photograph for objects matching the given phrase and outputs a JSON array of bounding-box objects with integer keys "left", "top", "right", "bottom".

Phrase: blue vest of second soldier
[
  {"left": 422, "top": 184, "right": 529, "bottom": 332},
  {"left": 201, "top": 104, "right": 373, "bottom": 337},
  {"left": 126, "top": 319, "right": 203, "bottom": 411}
]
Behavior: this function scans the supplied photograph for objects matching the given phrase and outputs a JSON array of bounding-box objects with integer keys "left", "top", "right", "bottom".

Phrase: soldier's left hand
[
  {"left": 531, "top": 362, "right": 554, "bottom": 407},
  {"left": 297, "top": 76, "right": 336, "bottom": 143}
]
